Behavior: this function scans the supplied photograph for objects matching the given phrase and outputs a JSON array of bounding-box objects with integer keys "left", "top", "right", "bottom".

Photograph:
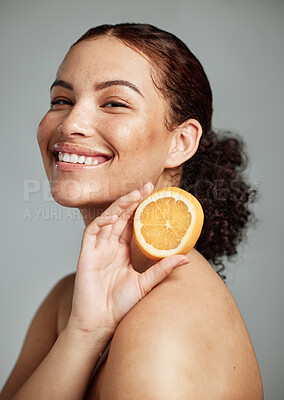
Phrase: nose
[{"left": 58, "top": 100, "right": 95, "bottom": 138}]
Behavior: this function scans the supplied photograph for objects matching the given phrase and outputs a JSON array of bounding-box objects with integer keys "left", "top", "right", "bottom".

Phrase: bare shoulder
[
  {"left": 0, "top": 273, "right": 75, "bottom": 400},
  {"left": 101, "top": 250, "right": 263, "bottom": 399}
]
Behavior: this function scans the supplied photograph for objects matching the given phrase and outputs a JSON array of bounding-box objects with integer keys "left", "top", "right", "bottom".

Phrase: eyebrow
[
  {"left": 50, "top": 79, "right": 73, "bottom": 92},
  {"left": 50, "top": 79, "right": 144, "bottom": 98},
  {"left": 94, "top": 80, "right": 144, "bottom": 98}
]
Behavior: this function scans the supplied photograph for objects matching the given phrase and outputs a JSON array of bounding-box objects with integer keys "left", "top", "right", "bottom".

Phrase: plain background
[{"left": 0, "top": 0, "right": 283, "bottom": 397}]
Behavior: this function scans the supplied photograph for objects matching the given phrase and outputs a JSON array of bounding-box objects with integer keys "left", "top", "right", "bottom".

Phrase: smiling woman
[
  {"left": 0, "top": 23, "right": 263, "bottom": 400},
  {"left": 38, "top": 36, "right": 175, "bottom": 210}
]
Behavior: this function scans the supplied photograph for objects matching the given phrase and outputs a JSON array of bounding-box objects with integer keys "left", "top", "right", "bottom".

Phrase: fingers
[
  {"left": 83, "top": 182, "right": 153, "bottom": 248},
  {"left": 110, "top": 182, "right": 155, "bottom": 245},
  {"left": 118, "top": 213, "right": 134, "bottom": 244},
  {"left": 95, "top": 215, "right": 118, "bottom": 246},
  {"left": 110, "top": 181, "right": 153, "bottom": 221},
  {"left": 137, "top": 255, "right": 190, "bottom": 298},
  {"left": 85, "top": 182, "right": 153, "bottom": 237},
  {"left": 110, "top": 204, "right": 137, "bottom": 243},
  {"left": 110, "top": 182, "right": 154, "bottom": 240}
]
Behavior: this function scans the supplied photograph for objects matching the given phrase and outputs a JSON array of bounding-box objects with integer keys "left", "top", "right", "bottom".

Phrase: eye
[
  {"left": 50, "top": 98, "right": 73, "bottom": 109},
  {"left": 103, "top": 101, "right": 128, "bottom": 108}
]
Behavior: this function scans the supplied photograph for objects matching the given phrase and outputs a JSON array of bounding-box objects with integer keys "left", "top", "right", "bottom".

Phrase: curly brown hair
[{"left": 72, "top": 23, "right": 257, "bottom": 281}]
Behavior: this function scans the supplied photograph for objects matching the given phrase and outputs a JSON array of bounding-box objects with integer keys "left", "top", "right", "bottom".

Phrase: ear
[{"left": 165, "top": 119, "right": 203, "bottom": 168}]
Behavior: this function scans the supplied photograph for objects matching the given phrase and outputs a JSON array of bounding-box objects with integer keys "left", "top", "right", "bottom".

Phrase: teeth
[
  {"left": 70, "top": 154, "right": 78, "bottom": 163},
  {"left": 78, "top": 156, "right": 85, "bottom": 164},
  {"left": 63, "top": 153, "right": 71, "bottom": 162},
  {"left": 58, "top": 152, "right": 103, "bottom": 166}
]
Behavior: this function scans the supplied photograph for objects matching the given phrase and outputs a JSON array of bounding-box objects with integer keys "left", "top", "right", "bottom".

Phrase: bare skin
[
  {"left": 91, "top": 249, "right": 263, "bottom": 400},
  {"left": 0, "top": 36, "right": 263, "bottom": 399},
  {"left": 1, "top": 246, "right": 263, "bottom": 399}
]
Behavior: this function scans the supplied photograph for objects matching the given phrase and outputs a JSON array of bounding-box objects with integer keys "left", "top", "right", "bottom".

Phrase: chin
[
  {"left": 49, "top": 189, "right": 81, "bottom": 208},
  {"left": 50, "top": 185, "right": 113, "bottom": 211}
]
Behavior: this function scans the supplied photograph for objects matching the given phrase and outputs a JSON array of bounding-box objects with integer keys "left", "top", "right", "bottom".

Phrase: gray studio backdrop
[{"left": 1, "top": 0, "right": 283, "bottom": 398}]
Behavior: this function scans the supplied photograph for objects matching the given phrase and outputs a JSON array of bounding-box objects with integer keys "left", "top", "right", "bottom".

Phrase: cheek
[
  {"left": 102, "top": 117, "right": 166, "bottom": 154},
  {"left": 37, "top": 115, "right": 50, "bottom": 146},
  {"left": 37, "top": 113, "right": 58, "bottom": 155},
  {"left": 98, "top": 119, "right": 140, "bottom": 155},
  {"left": 100, "top": 118, "right": 132, "bottom": 138}
]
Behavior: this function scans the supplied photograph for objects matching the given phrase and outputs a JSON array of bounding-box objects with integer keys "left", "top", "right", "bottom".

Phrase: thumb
[{"left": 137, "top": 255, "right": 190, "bottom": 298}]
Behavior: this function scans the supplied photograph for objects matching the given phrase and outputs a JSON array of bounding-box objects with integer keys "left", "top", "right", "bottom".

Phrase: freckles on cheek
[
  {"left": 116, "top": 121, "right": 132, "bottom": 137},
  {"left": 104, "top": 120, "right": 135, "bottom": 145}
]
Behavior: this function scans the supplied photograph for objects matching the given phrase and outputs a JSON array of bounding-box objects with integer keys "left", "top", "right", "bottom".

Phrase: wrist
[{"left": 64, "top": 320, "right": 114, "bottom": 354}]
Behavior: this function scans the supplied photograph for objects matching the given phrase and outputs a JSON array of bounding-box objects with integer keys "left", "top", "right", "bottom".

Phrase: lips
[
  {"left": 51, "top": 142, "right": 112, "bottom": 171},
  {"left": 52, "top": 142, "right": 112, "bottom": 158}
]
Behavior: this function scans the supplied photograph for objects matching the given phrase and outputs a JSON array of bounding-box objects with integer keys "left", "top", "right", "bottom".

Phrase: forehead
[{"left": 57, "top": 37, "right": 156, "bottom": 91}]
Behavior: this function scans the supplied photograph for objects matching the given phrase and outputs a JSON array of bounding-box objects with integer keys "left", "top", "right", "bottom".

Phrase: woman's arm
[
  {"left": 0, "top": 276, "right": 67, "bottom": 400},
  {"left": 9, "top": 327, "right": 110, "bottom": 400},
  {"left": 1, "top": 183, "right": 189, "bottom": 400},
  {"left": 0, "top": 275, "right": 109, "bottom": 400}
]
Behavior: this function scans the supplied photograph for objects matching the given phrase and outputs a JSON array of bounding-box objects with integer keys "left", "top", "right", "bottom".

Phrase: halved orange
[{"left": 133, "top": 187, "right": 204, "bottom": 260}]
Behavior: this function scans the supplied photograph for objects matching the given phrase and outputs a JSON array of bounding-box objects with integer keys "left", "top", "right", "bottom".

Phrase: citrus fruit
[{"left": 133, "top": 187, "right": 204, "bottom": 260}]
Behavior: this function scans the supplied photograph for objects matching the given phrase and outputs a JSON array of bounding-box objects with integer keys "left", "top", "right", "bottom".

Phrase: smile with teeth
[{"left": 58, "top": 152, "right": 105, "bottom": 165}]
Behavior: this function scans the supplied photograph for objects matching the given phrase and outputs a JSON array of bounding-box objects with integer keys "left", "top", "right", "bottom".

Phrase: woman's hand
[{"left": 67, "top": 182, "right": 189, "bottom": 343}]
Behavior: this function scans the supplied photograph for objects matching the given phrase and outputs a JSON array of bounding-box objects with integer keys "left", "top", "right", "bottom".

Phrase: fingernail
[
  {"left": 145, "top": 181, "right": 153, "bottom": 191},
  {"left": 131, "top": 189, "right": 140, "bottom": 197},
  {"left": 139, "top": 182, "right": 150, "bottom": 194},
  {"left": 176, "top": 257, "right": 190, "bottom": 266}
]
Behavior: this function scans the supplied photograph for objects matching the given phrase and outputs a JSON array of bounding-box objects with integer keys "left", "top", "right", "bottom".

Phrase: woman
[{"left": 1, "top": 23, "right": 263, "bottom": 399}]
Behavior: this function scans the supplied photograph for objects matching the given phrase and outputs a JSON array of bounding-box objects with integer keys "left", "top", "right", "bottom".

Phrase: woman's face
[{"left": 37, "top": 37, "right": 174, "bottom": 208}]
